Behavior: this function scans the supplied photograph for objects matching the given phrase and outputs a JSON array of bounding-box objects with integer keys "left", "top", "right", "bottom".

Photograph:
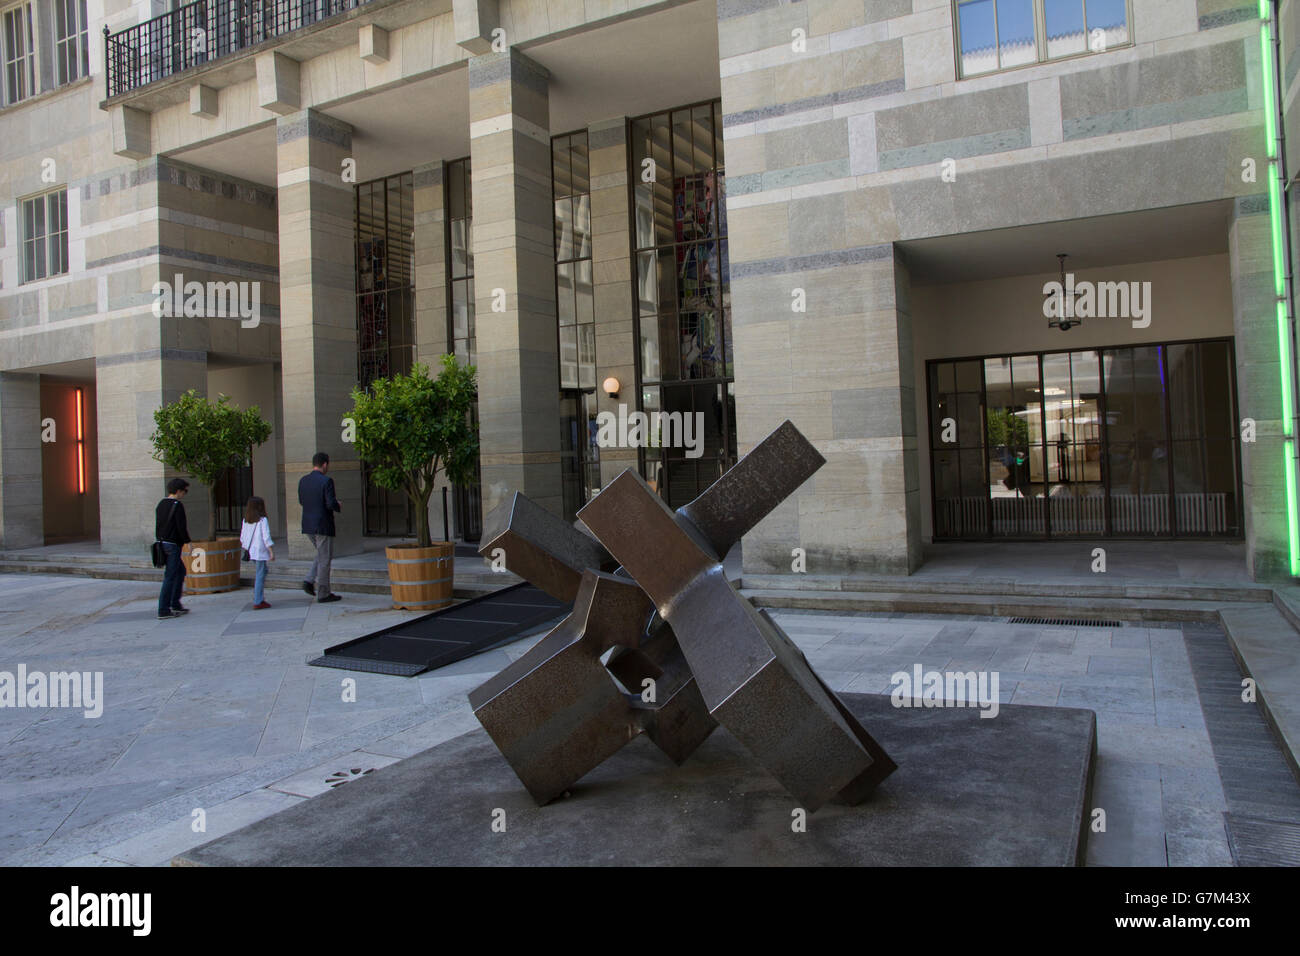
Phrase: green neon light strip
[
  {"left": 1278, "top": 301, "right": 1294, "bottom": 432},
  {"left": 1270, "top": 172, "right": 1287, "bottom": 297},
  {"left": 1261, "top": 4, "right": 1300, "bottom": 575},
  {"left": 1262, "top": 24, "right": 1278, "bottom": 157},
  {"left": 1288, "top": 439, "right": 1300, "bottom": 575}
]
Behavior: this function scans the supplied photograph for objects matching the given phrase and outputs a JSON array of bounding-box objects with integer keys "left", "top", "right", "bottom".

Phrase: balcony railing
[{"left": 104, "top": 0, "right": 370, "bottom": 99}]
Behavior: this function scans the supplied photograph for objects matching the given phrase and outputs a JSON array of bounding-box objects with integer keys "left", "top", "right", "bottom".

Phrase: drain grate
[
  {"left": 326, "top": 768, "right": 376, "bottom": 789},
  {"left": 1225, "top": 815, "right": 1300, "bottom": 866},
  {"left": 1008, "top": 616, "right": 1123, "bottom": 627}
]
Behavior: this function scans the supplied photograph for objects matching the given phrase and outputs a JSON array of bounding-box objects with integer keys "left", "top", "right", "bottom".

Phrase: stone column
[
  {"left": 717, "top": 3, "right": 922, "bottom": 577},
  {"left": 0, "top": 372, "right": 43, "bottom": 550},
  {"left": 588, "top": 117, "right": 637, "bottom": 491},
  {"left": 1230, "top": 194, "right": 1291, "bottom": 578},
  {"left": 729, "top": 234, "right": 921, "bottom": 576},
  {"left": 275, "top": 109, "right": 361, "bottom": 559},
  {"left": 467, "top": 48, "right": 562, "bottom": 520},
  {"left": 95, "top": 350, "right": 208, "bottom": 551}
]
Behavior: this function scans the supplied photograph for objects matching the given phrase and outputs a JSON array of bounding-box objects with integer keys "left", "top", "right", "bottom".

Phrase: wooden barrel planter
[
  {"left": 386, "top": 542, "right": 455, "bottom": 611},
  {"left": 182, "top": 538, "right": 242, "bottom": 595}
]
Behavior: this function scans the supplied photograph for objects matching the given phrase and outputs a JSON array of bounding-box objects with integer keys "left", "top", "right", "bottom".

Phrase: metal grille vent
[{"left": 1008, "top": 617, "right": 1123, "bottom": 627}]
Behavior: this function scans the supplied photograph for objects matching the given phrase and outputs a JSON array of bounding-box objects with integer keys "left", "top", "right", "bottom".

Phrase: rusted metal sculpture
[{"left": 470, "top": 420, "right": 896, "bottom": 811}]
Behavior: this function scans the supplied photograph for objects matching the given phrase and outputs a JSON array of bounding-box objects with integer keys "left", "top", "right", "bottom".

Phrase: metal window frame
[
  {"left": 53, "top": 0, "right": 88, "bottom": 85},
  {"left": 19, "top": 186, "right": 66, "bottom": 283},
  {"left": 926, "top": 336, "right": 1244, "bottom": 542},
  {"left": 551, "top": 128, "right": 595, "bottom": 392},
  {"left": 2, "top": 0, "right": 39, "bottom": 105},
  {"left": 353, "top": 170, "right": 416, "bottom": 537},
  {"left": 952, "top": 0, "right": 1135, "bottom": 80},
  {"left": 443, "top": 156, "right": 475, "bottom": 366},
  {"left": 624, "top": 99, "right": 734, "bottom": 497},
  {"left": 442, "top": 155, "right": 482, "bottom": 543}
]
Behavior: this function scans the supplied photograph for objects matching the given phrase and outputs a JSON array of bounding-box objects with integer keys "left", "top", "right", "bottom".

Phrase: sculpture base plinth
[{"left": 174, "top": 694, "right": 1096, "bottom": 867}]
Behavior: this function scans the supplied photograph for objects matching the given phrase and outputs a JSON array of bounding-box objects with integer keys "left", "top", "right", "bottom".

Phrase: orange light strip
[{"left": 75, "top": 387, "right": 85, "bottom": 494}]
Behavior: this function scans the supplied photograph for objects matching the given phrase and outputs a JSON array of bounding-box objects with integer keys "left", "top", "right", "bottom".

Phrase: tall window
[
  {"left": 553, "top": 132, "right": 594, "bottom": 390},
  {"left": 21, "top": 188, "right": 67, "bottom": 282},
  {"left": 928, "top": 339, "right": 1242, "bottom": 539},
  {"left": 955, "top": 0, "right": 1130, "bottom": 77},
  {"left": 356, "top": 172, "right": 414, "bottom": 384},
  {"left": 3, "top": 2, "right": 36, "bottom": 105},
  {"left": 355, "top": 172, "right": 415, "bottom": 536},
  {"left": 552, "top": 132, "right": 600, "bottom": 520},
  {"left": 446, "top": 158, "right": 474, "bottom": 364},
  {"left": 444, "top": 157, "right": 481, "bottom": 542},
  {"left": 54, "top": 0, "right": 88, "bottom": 85},
  {"left": 629, "top": 101, "right": 736, "bottom": 507}
]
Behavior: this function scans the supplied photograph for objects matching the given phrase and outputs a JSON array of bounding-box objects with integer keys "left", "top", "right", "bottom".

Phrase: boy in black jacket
[{"left": 156, "top": 478, "right": 192, "bottom": 619}]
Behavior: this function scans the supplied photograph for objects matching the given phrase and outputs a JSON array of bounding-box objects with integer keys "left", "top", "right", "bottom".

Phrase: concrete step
[
  {"left": 0, "top": 550, "right": 139, "bottom": 566},
  {"left": 741, "top": 587, "right": 1237, "bottom": 622},
  {"left": 739, "top": 572, "right": 1270, "bottom": 605},
  {"left": 1218, "top": 603, "right": 1300, "bottom": 786},
  {"left": 0, "top": 559, "right": 511, "bottom": 600}
]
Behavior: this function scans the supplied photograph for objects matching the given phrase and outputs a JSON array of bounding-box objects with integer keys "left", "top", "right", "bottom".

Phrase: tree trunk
[
  {"left": 413, "top": 487, "right": 433, "bottom": 548},
  {"left": 209, "top": 487, "right": 218, "bottom": 541}
]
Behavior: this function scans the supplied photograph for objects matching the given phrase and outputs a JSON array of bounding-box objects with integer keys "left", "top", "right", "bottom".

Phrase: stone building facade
[{"left": 0, "top": 0, "right": 1295, "bottom": 580}]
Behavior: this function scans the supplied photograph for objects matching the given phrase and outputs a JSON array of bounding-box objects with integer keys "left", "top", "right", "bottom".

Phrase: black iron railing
[{"left": 104, "top": 0, "right": 370, "bottom": 99}]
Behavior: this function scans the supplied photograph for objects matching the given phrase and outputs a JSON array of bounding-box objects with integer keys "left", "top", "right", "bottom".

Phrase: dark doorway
[{"left": 560, "top": 389, "right": 601, "bottom": 521}]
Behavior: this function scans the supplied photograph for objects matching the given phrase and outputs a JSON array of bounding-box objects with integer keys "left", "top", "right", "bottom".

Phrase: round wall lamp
[{"left": 603, "top": 376, "right": 621, "bottom": 399}]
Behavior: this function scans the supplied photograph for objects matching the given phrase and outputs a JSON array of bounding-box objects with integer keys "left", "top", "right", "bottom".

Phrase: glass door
[
  {"left": 214, "top": 460, "right": 253, "bottom": 536},
  {"left": 1043, "top": 350, "right": 1106, "bottom": 535},
  {"left": 984, "top": 354, "right": 1046, "bottom": 537},
  {"left": 560, "top": 390, "right": 601, "bottom": 522},
  {"left": 928, "top": 359, "right": 987, "bottom": 537},
  {"left": 928, "top": 339, "right": 1242, "bottom": 540},
  {"left": 1101, "top": 345, "right": 1171, "bottom": 535},
  {"left": 645, "top": 382, "right": 735, "bottom": 508}
]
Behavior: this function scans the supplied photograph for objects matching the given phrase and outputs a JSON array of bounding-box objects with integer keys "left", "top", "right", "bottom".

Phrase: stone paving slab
[{"left": 2, "top": 570, "right": 1297, "bottom": 866}]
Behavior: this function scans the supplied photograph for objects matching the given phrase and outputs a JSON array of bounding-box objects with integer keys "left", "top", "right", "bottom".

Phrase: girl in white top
[{"left": 240, "top": 496, "right": 275, "bottom": 609}]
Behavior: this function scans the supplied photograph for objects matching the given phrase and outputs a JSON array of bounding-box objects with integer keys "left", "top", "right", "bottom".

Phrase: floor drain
[
  {"left": 1008, "top": 617, "right": 1123, "bottom": 627},
  {"left": 326, "top": 768, "right": 376, "bottom": 788},
  {"left": 1225, "top": 815, "right": 1300, "bottom": 866}
]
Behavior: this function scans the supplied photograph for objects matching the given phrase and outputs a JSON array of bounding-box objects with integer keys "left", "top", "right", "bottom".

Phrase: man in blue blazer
[{"left": 299, "top": 451, "right": 342, "bottom": 603}]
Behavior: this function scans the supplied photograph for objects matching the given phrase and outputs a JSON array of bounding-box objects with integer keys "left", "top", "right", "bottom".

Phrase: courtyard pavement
[{"left": 1, "top": 569, "right": 1296, "bottom": 866}]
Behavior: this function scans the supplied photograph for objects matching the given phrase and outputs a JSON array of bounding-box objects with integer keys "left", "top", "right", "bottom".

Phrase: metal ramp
[{"left": 308, "top": 583, "right": 569, "bottom": 676}]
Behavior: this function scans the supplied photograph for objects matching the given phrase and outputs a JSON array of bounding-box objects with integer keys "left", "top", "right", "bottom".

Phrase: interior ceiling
[
  {"left": 168, "top": 0, "right": 721, "bottom": 187},
  {"left": 900, "top": 201, "right": 1234, "bottom": 285}
]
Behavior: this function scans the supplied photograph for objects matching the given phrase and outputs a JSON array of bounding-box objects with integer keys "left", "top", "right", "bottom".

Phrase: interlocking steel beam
[
  {"left": 473, "top": 419, "right": 896, "bottom": 811},
  {"left": 468, "top": 570, "right": 655, "bottom": 804},
  {"left": 478, "top": 491, "right": 615, "bottom": 603}
]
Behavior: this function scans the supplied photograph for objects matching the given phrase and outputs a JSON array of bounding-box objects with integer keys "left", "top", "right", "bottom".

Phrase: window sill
[
  {"left": 15, "top": 269, "right": 72, "bottom": 290},
  {"left": 956, "top": 43, "right": 1137, "bottom": 84},
  {"left": 0, "top": 75, "right": 93, "bottom": 117}
]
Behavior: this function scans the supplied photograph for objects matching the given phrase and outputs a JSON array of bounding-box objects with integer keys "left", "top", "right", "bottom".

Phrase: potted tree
[
  {"left": 150, "top": 391, "right": 273, "bottom": 594},
  {"left": 348, "top": 355, "right": 478, "bottom": 610}
]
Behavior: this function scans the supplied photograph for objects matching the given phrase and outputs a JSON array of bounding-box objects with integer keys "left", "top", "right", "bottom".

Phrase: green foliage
[
  {"left": 348, "top": 356, "right": 478, "bottom": 547},
  {"left": 150, "top": 390, "right": 273, "bottom": 536},
  {"left": 151, "top": 391, "right": 272, "bottom": 484},
  {"left": 986, "top": 408, "right": 1030, "bottom": 448}
]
